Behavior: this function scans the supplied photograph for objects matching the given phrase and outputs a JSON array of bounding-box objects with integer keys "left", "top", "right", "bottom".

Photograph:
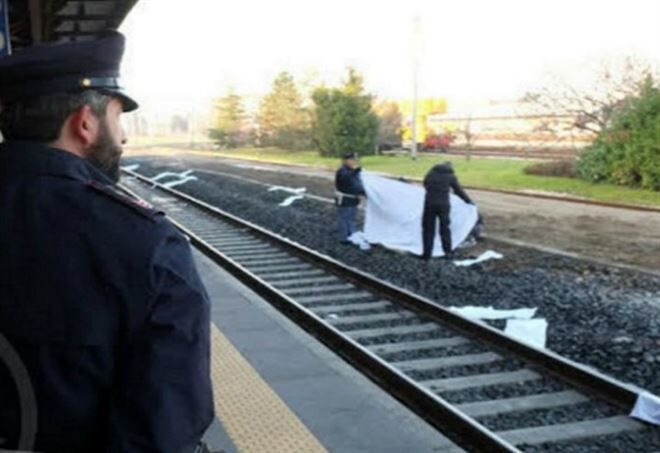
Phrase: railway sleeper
[
  {"left": 422, "top": 369, "right": 543, "bottom": 393},
  {"left": 395, "top": 352, "right": 502, "bottom": 372},
  {"left": 497, "top": 415, "right": 643, "bottom": 446},
  {"left": 326, "top": 311, "right": 419, "bottom": 326}
]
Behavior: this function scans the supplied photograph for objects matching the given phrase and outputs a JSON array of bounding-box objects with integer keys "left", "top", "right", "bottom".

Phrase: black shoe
[
  {"left": 418, "top": 254, "right": 431, "bottom": 261},
  {"left": 442, "top": 253, "right": 455, "bottom": 260}
]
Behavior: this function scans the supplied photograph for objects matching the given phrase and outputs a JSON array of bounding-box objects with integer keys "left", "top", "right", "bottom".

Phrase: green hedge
[{"left": 577, "top": 78, "right": 660, "bottom": 191}]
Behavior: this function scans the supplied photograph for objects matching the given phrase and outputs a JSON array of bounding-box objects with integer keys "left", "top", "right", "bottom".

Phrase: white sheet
[
  {"left": 504, "top": 318, "right": 548, "bottom": 348},
  {"left": 631, "top": 392, "right": 660, "bottom": 425},
  {"left": 449, "top": 306, "right": 537, "bottom": 320},
  {"left": 361, "top": 172, "right": 478, "bottom": 256},
  {"left": 162, "top": 175, "right": 198, "bottom": 188},
  {"left": 279, "top": 195, "right": 304, "bottom": 207},
  {"left": 152, "top": 169, "right": 195, "bottom": 182},
  {"left": 454, "top": 250, "right": 504, "bottom": 267},
  {"left": 268, "top": 186, "right": 307, "bottom": 195}
]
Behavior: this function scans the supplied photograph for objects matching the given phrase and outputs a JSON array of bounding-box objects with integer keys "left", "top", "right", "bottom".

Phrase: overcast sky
[{"left": 120, "top": 0, "right": 660, "bottom": 113}]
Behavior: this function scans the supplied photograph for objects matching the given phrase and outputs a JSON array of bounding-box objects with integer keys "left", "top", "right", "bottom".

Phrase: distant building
[{"left": 427, "top": 99, "right": 592, "bottom": 150}]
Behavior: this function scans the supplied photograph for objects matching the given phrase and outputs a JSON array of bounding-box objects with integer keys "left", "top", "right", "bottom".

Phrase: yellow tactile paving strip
[{"left": 210, "top": 324, "right": 328, "bottom": 453}]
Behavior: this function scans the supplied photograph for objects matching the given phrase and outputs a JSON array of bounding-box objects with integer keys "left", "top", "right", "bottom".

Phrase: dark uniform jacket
[
  {"left": 0, "top": 141, "right": 214, "bottom": 453},
  {"left": 423, "top": 163, "right": 472, "bottom": 207},
  {"left": 335, "top": 165, "right": 366, "bottom": 207}
]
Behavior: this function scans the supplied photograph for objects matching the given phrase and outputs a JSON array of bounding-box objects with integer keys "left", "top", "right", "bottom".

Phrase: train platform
[{"left": 193, "top": 249, "right": 461, "bottom": 453}]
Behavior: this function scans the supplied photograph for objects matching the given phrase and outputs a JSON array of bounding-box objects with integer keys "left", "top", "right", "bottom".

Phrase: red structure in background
[{"left": 423, "top": 132, "right": 455, "bottom": 152}]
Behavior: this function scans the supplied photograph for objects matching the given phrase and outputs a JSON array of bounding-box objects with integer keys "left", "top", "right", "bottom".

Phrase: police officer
[
  {"left": 335, "top": 152, "right": 366, "bottom": 243},
  {"left": 421, "top": 161, "right": 473, "bottom": 260},
  {"left": 0, "top": 32, "right": 214, "bottom": 452}
]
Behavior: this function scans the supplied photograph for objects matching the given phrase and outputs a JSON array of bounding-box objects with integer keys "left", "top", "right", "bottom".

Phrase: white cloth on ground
[
  {"left": 162, "top": 175, "right": 198, "bottom": 188},
  {"left": 268, "top": 186, "right": 307, "bottom": 195},
  {"left": 504, "top": 318, "right": 548, "bottom": 348},
  {"left": 630, "top": 392, "right": 660, "bottom": 425},
  {"left": 279, "top": 195, "right": 304, "bottom": 207},
  {"left": 152, "top": 169, "right": 195, "bottom": 182},
  {"left": 450, "top": 306, "right": 547, "bottom": 348},
  {"left": 449, "top": 306, "right": 537, "bottom": 320},
  {"left": 454, "top": 250, "right": 504, "bottom": 267},
  {"left": 361, "top": 172, "right": 478, "bottom": 256}
]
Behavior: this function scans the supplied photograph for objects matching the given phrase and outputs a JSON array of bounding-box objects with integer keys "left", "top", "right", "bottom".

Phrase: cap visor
[{"left": 100, "top": 88, "right": 139, "bottom": 112}]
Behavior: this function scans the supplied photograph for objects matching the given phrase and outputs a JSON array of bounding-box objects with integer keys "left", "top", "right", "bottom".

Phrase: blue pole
[{"left": 0, "top": 0, "right": 11, "bottom": 57}]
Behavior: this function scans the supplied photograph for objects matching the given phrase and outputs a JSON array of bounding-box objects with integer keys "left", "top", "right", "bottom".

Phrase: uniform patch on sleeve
[{"left": 86, "top": 180, "right": 162, "bottom": 220}]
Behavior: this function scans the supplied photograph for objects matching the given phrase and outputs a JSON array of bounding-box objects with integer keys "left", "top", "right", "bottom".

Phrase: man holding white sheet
[
  {"left": 335, "top": 152, "right": 366, "bottom": 242},
  {"left": 421, "top": 161, "right": 473, "bottom": 260}
]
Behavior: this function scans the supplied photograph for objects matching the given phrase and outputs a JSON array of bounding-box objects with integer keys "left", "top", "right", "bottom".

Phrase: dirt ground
[
  {"left": 124, "top": 148, "right": 660, "bottom": 272},
  {"left": 474, "top": 192, "right": 660, "bottom": 272}
]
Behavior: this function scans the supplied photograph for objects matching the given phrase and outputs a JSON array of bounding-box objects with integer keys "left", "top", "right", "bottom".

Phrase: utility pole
[
  {"left": 188, "top": 107, "right": 195, "bottom": 148},
  {"left": 410, "top": 15, "right": 421, "bottom": 160}
]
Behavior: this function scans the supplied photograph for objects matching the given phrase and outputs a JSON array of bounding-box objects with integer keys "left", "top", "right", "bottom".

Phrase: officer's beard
[{"left": 86, "top": 119, "right": 123, "bottom": 183}]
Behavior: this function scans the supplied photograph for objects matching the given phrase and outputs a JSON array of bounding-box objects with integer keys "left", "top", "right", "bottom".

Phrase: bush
[
  {"left": 524, "top": 160, "right": 577, "bottom": 178},
  {"left": 311, "top": 68, "right": 379, "bottom": 157},
  {"left": 576, "top": 145, "right": 610, "bottom": 182},
  {"left": 576, "top": 77, "right": 660, "bottom": 191},
  {"left": 209, "top": 127, "right": 255, "bottom": 149}
]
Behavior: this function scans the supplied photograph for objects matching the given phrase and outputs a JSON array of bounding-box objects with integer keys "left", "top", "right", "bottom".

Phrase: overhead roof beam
[{"left": 28, "top": 0, "right": 43, "bottom": 43}]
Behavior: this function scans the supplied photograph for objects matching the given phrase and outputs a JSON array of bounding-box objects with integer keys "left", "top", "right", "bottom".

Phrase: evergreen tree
[
  {"left": 210, "top": 89, "right": 249, "bottom": 148},
  {"left": 258, "top": 72, "right": 311, "bottom": 149},
  {"left": 311, "top": 68, "right": 379, "bottom": 156}
]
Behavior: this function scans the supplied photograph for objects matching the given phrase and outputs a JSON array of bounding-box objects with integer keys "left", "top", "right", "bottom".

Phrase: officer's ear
[{"left": 68, "top": 105, "right": 100, "bottom": 148}]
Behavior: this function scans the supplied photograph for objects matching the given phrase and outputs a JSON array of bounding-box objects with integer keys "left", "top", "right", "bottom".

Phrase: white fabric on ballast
[
  {"left": 449, "top": 306, "right": 537, "bottom": 320},
  {"left": 361, "top": 172, "right": 478, "bottom": 256},
  {"left": 504, "top": 318, "right": 548, "bottom": 349},
  {"left": 454, "top": 250, "right": 504, "bottom": 267},
  {"left": 631, "top": 392, "right": 660, "bottom": 425}
]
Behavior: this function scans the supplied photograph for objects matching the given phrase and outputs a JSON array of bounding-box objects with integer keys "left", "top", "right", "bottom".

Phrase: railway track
[{"left": 121, "top": 168, "right": 656, "bottom": 452}]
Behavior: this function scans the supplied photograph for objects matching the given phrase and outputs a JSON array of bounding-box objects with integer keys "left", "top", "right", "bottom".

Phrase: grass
[{"left": 173, "top": 147, "right": 660, "bottom": 207}]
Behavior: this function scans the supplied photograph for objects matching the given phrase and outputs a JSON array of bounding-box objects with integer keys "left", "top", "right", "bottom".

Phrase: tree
[
  {"left": 374, "top": 101, "right": 403, "bottom": 149},
  {"left": 523, "top": 57, "right": 658, "bottom": 137},
  {"left": 209, "top": 89, "right": 251, "bottom": 148},
  {"left": 258, "top": 72, "right": 311, "bottom": 150},
  {"left": 311, "top": 68, "right": 379, "bottom": 157},
  {"left": 577, "top": 75, "right": 660, "bottom": 190}
]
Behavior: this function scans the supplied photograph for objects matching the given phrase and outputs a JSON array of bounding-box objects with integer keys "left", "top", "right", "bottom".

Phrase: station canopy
[{"left": 7, "top": 0, "right": 139, "bottom": 50}]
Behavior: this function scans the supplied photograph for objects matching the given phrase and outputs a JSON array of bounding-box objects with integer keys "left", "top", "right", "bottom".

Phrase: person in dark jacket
[
  {"left": 335, "top": 152, "right": 366, "bottom": 242},
  {"left": 0, "top": 32, "right": 213, "bottom": 452},
  {"left": 421, "top": 161, "right": 473, "bottom": 260}
]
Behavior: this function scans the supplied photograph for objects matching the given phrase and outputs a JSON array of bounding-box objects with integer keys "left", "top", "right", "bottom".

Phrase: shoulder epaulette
[{"left": 86, "top": 180, "right": 162, "bottom": 221}]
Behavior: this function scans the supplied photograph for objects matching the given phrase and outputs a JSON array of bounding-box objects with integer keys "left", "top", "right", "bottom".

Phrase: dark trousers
[
  {"left": 422, "top": 203, "right": 452, "bottom": 257},
  {"left": 337, "top": 206, "right": 358, "bottom": 241}
]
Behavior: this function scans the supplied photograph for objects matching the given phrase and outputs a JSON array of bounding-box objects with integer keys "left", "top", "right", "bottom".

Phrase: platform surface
[{"left": 193, "top": 250, "right": 461, "bottom": 452}]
